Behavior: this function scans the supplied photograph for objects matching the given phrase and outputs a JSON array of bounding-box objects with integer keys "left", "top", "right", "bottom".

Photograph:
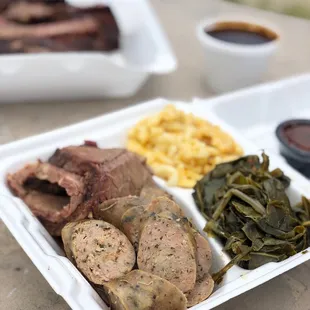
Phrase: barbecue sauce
[
  {"left": 283, "top": 124, "right": 310, "bottom": 152},
  {"left": 205, "top": 21, "right": 278, "bottom": 45}
]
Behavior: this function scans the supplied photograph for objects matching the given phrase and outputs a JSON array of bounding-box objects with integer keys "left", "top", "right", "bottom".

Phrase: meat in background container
[{"left": 0, "top": 0, "right": 177, "bottom": 103}]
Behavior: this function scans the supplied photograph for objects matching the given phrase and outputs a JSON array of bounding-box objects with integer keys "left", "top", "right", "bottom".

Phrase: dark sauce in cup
[
  {"left": 283, "top": 123, "right": 310, "bottom": 152},
  {"left": 276, "top": 120, "right": 310, "bottom": 178},
  {"left": 206, "top": 21, "right": 278, "bottom": 45}
]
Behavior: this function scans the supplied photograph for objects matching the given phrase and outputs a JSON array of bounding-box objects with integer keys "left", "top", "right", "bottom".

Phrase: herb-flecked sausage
[
  {"left": 121, "top": 205, "right": 146, "bottom": 251},
  {"left": 139, "top": 179, "right": 172, "bottom": 204},
  {"left": 61, "top": 221, "right": 79, "bottom": 263},
  {"left": 70, "top": 220, "right": 135, "bottom": 284},
  {"left": 121, "top": 197, "right": 186, "bottom": 251},
  {"left": 194, "top": 232, "right": 212, "bottom": 279},
  {"left": 184, "top": 232, "right": 213, "bottom": 306},
  {"left": 137, "top": 212, "right": 197, "bottom": 293},
  {"left": 92, "top": 196, "right": 144, "bottom": 229},
  {"left": 146, "top": 196, "right": 184, "bottom": 217},
  {"left": 185, "top": 273, "right": 214, "bottom": 307},
  {"left": 103, "top": 270, "right": 187, "bottom": 310}
]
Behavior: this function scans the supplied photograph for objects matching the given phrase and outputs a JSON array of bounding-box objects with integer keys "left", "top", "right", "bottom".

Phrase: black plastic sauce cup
[{"left": 276, "top": 119, "right": 310, "bottom": 178}]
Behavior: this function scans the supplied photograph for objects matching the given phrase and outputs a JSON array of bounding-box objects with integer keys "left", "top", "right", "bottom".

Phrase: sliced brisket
[
  {"left": 7, "top": 162, "right": 85, "bottom": 223},
  {"left": 0, "top": 3, "right": 119, "bottom": 53},
  {"left": 0, "top": 16, "right": 99, "bottom": 39},
  {"left": 4, "top": 1, "right": 55, "bottom": 24},
  {"left": 48, "top": 146, "right": 125, "bottom": 175},
  {"left": 8, "top": 146, "right": 153, "bottom": 236}
]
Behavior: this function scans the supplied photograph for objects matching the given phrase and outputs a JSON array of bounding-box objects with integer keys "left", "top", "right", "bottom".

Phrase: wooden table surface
[{"left": 1, "top": 1, "right": 310, "bottom": 309}]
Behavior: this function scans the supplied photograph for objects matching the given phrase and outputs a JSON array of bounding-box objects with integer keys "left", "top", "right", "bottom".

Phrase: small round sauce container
[
  {"left": 276, "top": 119, "right": 310, "bottom": 178},
  {"left": 196, "top": 16, "right": 280, "bottom": 93}
]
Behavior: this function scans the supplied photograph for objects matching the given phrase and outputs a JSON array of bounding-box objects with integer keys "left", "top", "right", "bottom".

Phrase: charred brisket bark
[
  {"left": 7, "top": 146, "right": 153, "bottom": 236},
  {"left": 0, "top": 1, "right": 119, "bottom": 53}
]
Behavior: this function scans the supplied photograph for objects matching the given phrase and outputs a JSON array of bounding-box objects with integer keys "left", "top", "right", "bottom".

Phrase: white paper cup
[{"left": 196, "top": 16, "right": 280, "bottom": 93}]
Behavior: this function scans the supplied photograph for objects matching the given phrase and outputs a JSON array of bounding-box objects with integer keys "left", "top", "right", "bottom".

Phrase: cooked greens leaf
[
  {"left": 232, "top": 201, "right": 262, "bottom": 222},
  {"left": 248, "top": 252, "right": 287, "bottom": 270},
  {"left": 195, "top": 153, "right": 310, "bottom": 282}
]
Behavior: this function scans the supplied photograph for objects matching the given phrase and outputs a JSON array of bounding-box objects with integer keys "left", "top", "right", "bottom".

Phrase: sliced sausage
[
  {"left": 145, "top": 199, "right": 195, "bottom": 251},
  {"left": 92, "top": 196, "right": 144, "bottom": 229},
  {"left": 137, "top": 212, "right": 197, "bottom": 293},
  {"left": 121, "top": 205, "right": 146, "bottom": 251},
  {"left": 103, "top": 270, "right": 187, "bottom": 310},
  {"left": 140, "top": 179, "right": 172, "bottom": 204},
  {"left": 61, "top": 221, "right": 79, "bottom": 263},
  {"left": 145, "top": 196, "right": 184, "bottom": 217},
  {"left": 70, "top": 220, "right": 135, "bottom": 284},
  {"left": 121, "top": 197, "right": 187, "bottom": 252},
  {"left": 153, "top": 210, "right": 197, "bottom": 258},
  {"left": 194, "top": 232, "right": 212, "bottom": 279},
  {"left": 184, "top": 233, "right": 213, "bottom": 306},
  {"left": 185, "top": 273, "right": 214, "bottom": 307}
]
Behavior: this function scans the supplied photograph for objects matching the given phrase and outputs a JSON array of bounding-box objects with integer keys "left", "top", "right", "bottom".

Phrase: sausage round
[
  {"left": 61, "top": 221, "right": 79, "bottom": 263},
  {"left": 145, "top": 196, "right": 184, "bottom": 217},
  {"left": 121, "top": 205, "right": 146, "bottom": 251},
  {"left": 195, "top": 232, "right": 212, "bottom": 279},
  {"left": 70, "top": 220, "right": 135, "bottom": 284},
  {"left": 103, "top": 270, "right": 187, "bottom": 310},
  {"left": 185, "top": 273, "right": 214, "bottom": 307},
  {"left": 93, "top": 196, "right": 144, "bottom": 229},
  {"left": 140, "top": 180, "right": 172, "bottom": 204},
  {"left": 137, "top": 212, "right": 197, "bottom": 293}
]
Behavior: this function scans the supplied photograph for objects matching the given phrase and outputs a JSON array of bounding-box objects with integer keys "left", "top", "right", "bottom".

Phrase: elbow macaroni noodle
[{"left": 127, "top": 105, "right": 243, "bottom": 188}]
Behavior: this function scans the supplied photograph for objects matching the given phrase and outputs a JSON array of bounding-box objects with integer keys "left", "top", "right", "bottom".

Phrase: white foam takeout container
[
  {"left": 193, "top": 73, "right": 310, "bottom": 160},
  {"left": 0, "top": 0, "right": 176, "bottom": 103},
  {"left": 1, "top": 87, "right": 310, "bottom": 309}
]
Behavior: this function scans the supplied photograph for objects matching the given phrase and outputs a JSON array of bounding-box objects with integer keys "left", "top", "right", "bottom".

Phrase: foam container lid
[
  {"left": 0, "top": 0, "right": 177, "bottom": 102},
  {"left": 1, "top": 87, "right": 310, "bottom": 309}
]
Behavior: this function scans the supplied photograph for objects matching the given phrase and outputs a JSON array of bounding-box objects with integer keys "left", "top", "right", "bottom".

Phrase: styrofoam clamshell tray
[
  {"left": 0, "top": 0, "right": 176, "bottom": 103},
  {"left": 193, "top": 73, "right": 310, "bottom": 161},
  {"left": 1, "top": 83, "right": 310, "bottom": 309}
]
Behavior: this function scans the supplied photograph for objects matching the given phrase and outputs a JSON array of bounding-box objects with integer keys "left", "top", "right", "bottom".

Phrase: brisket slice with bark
[
  {"left": 44, "top": 147, "right": 153, "bottom": 236},
  {"left": 7, "top": 146, "right": 153, "bottom": 236},
  {"left": 48, "top": 146, "right": 126, "bottom": 175},
  {"left": 7, "top": 162, "right": 84, "bottom": 223},
  {"left": 4, "top": 1, "right": 56, "bottom": 24},
  {"left": 0, "top": 16, "right": 99, "bottom": 39},
  {"left": 49, "top": 145, "right": 152, "bottom": 206},
  {"left": 0, "top": 2, "right": 119, "bottom": 53},
  {"left": 2, "top": 32, "right": 118, "bottom": 54}
]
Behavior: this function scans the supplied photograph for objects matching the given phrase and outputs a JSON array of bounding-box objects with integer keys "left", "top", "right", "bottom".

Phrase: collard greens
[{"left": 193, "top": 153, "right": 310, "bottom": 283}]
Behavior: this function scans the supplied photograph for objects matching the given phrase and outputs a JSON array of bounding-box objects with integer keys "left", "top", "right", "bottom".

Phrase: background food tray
[
  {"left": 1, "top": 95, "right": 310, "bottom": 309},
  {"left": 0, "top": 0, "right": 176, "bottom": 103}
]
